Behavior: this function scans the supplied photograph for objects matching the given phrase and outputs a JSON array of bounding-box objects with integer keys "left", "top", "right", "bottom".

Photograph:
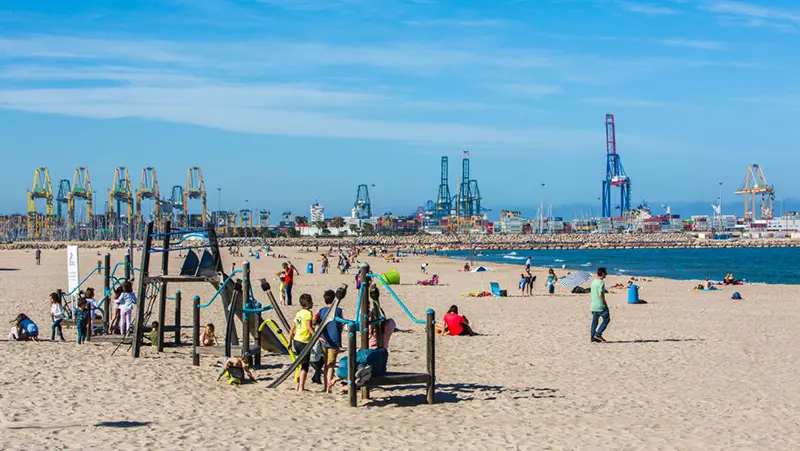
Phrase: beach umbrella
[
  {"left": 559, "top": 271, "right": 593, "bottom": 290},
  {"left": 470, "top": 266, "right": 493, "bottom": 292}
]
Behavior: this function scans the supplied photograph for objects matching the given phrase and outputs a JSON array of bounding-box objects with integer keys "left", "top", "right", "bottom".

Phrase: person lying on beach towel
[{"left": 417, "top": 274, "right": 439, "bottom": 286}]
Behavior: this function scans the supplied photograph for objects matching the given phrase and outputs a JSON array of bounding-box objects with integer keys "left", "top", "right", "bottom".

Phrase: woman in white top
[{"left": 49, "top": 292, "right": 65, "bottom": 341}]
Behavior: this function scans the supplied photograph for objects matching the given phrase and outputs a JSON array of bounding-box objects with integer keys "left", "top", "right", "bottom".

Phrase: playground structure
[
  {"left": 735, "top": 164, "right": 775, "bottom": 221},
  {"left": 601, "top": 114, "right": 632, "bottom": 217},
  {"left": 266, "top": 263, "right": 436, "bottom": 407},
  {"left": 125, "top": 221, "right": 289, "bottom": 362},
  {"left": 51, "top": 250, "right": 136, "bottom": 340}
]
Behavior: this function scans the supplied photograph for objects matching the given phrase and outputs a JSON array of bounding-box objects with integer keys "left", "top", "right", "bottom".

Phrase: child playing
[
  {"left": 118, "top": 281, "right": 137, "bottom": 336},
  {"left": 84, "top": 287, "right": 98, "bottom": 337},
  {"left": 9, "top": 313, "right": 39, "bottom": 341},
  {"left": 519, "top": 273, "right": 527, "bottom": 295},
  {"left": 108, "top": 286, "right": 123, "bottom": 334},
  {"left": 309, "top": 314, "right": 324, "bottom": 385},
  {"left": 50, "top": 292, "right": 66, "bottom": 341},
  {"left": 217, "top": 353, "right": 257, "bottom": 384},
  {"left": 74, "top": 298, "right": 90, "bottom": 344},
  {"left": 318, "top": 289, "right": 343, "bottom": 392},
  {"left": 288, "top": 293, "right": 314, "bottom": 392},
  {"left": 148, "top": 321, "right": 160, "bottom": 349},
  {"left": 201, "top": 323, "right": 218, "bottom": 346}
]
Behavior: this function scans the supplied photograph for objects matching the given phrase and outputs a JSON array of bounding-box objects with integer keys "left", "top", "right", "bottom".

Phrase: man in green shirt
[{"left": 590, "top": 267, "right": 610, "bottom": 342}]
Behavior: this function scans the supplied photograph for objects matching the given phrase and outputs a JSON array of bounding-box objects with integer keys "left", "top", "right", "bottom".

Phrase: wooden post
[
  {"left": 174, "top": 290, "right": 181, "bottom": 345},
  {"left": 157, "top": 221, "right": 171, "bottom": 352},
  {"left": 124, "top": 252, "right": 131, "bottom": 282},
  {"left": 192, "top": 295, "right": 200, "bottom": 366},
  {"left": 88, "top": 259, "right": 101, "bottom": 340},
  {"left": 359, "top": 264, "right": 370, "bottom": 400},
  {"left": 348, "top": 324, "right": 357, "bottom": 407},
  {"left": 254, "top": 311, "right": 263, "bottom": 367},
  {"left": 132, "top": 221, "right": 153, "bottom": 358},
  {"left": 103, "top": 253, "right": 111, "bottom": 333},
  {"left": 242, "top": 260, "right": 251, "bottom": 358},
  {"left": 426, "top": 309, "right": 436, "bottom": 405}
]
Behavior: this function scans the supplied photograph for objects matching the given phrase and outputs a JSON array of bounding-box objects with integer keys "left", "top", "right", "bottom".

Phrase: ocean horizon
[{"left": 446, "top": 247, "right": 800, "bottom": 285}]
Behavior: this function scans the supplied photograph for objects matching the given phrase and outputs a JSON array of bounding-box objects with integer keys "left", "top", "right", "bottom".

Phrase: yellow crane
[
  {"left": 68, "top": 167, "right": 92, "bottom": 227},
  {"left": 136, "top": 167, "right": 160, "bottom": 227},
  {"left": 735, "top": 164, "right": 775, "bottom": 221},
  {"left": 27, "top": 167, "right": 54, "bottom": 238},
  {"left": 184, "top": 167, "right": 207, "bottom": 227},
  {"left": 108, "top": 167, "right": 134, "bottom": 234}
]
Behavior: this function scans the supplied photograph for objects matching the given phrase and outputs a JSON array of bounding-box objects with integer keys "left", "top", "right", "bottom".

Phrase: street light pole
[
  {"left": 539, "top": 183, "right": 546, "bottom": 234},
  {"left": 371, "top": 184, "right": 376, "bottom": 219}
]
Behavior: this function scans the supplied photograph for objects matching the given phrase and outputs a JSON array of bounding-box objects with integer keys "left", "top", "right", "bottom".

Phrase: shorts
[
  {"left": 548, "top": 284, "right": 555, "bottom": 294},
  {"left": 293, "top": 340, "right": 311, "bottom": 372},
  {"left": 323, "top": 347, "right": 339, "bottom": 365}
]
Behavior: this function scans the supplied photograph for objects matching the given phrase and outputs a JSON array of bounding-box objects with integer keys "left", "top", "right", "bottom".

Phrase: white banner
[{"left": 67, "top": 245, "right": 80, "bottom": 294}]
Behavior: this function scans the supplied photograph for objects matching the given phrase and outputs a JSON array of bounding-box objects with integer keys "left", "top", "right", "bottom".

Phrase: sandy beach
[{"left": 2, "top": 246, "right": 799, "bottom": 450}]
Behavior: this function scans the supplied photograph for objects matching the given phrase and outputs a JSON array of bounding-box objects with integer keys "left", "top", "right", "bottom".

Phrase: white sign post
[{"left": 67, "top": 245, "right": 80, "bottom": 310}]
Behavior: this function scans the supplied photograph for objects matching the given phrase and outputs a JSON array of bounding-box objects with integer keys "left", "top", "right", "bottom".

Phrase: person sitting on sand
[
  {"left": 201, "top": 323, "right": 218, "bottom": 346},
  {"left": 9, "top": 313, "right": 39, "bottom": 341},
  {"left": 463, "top": 262, "right": 471, "bottom": 272},
  {"left": 436, "top": 305, "right": 476, "bottom": 336}
]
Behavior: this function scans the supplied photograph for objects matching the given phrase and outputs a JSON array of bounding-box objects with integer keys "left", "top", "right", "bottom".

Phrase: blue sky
[{"left": 1, "top": 0, "right": 798, "bottom": 218}]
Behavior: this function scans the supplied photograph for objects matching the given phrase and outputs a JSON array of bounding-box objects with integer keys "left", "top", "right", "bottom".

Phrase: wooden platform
[
  {"left": 365, "top": 372, "right": 431, "bottom": 387},
  {"left": 148, "top": 275, "right": 218, "bottom": 283},
  {"left": 88, "top": 335, "right": 132, "bottom": 345}
]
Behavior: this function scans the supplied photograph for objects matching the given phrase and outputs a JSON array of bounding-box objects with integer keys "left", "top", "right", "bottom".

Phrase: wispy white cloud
[
  {"left": 620, "top": 2, "right": 682, "bottom": 16},
  {"left": 582, "top": 97, "right": 694, "bottom": 108},
  {"left": 699, "top": 0, "right": 800, "bottom": 31},
  {"left": 490, "top": 84, "right": 564, "bottom": 98},
  {"left": 0, "top": 86, "right": 598, "bottom": 148},
  {"left": 404, "top": 19, "right": 507, "bottom": 27},
  {"left": 657, "top": 39, "right": 728, "bottom": 50}
]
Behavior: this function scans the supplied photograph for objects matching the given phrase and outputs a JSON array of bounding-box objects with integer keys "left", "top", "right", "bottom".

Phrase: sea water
[{"left": 448, "top": 247, "right": 800, "bottom": 284}]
